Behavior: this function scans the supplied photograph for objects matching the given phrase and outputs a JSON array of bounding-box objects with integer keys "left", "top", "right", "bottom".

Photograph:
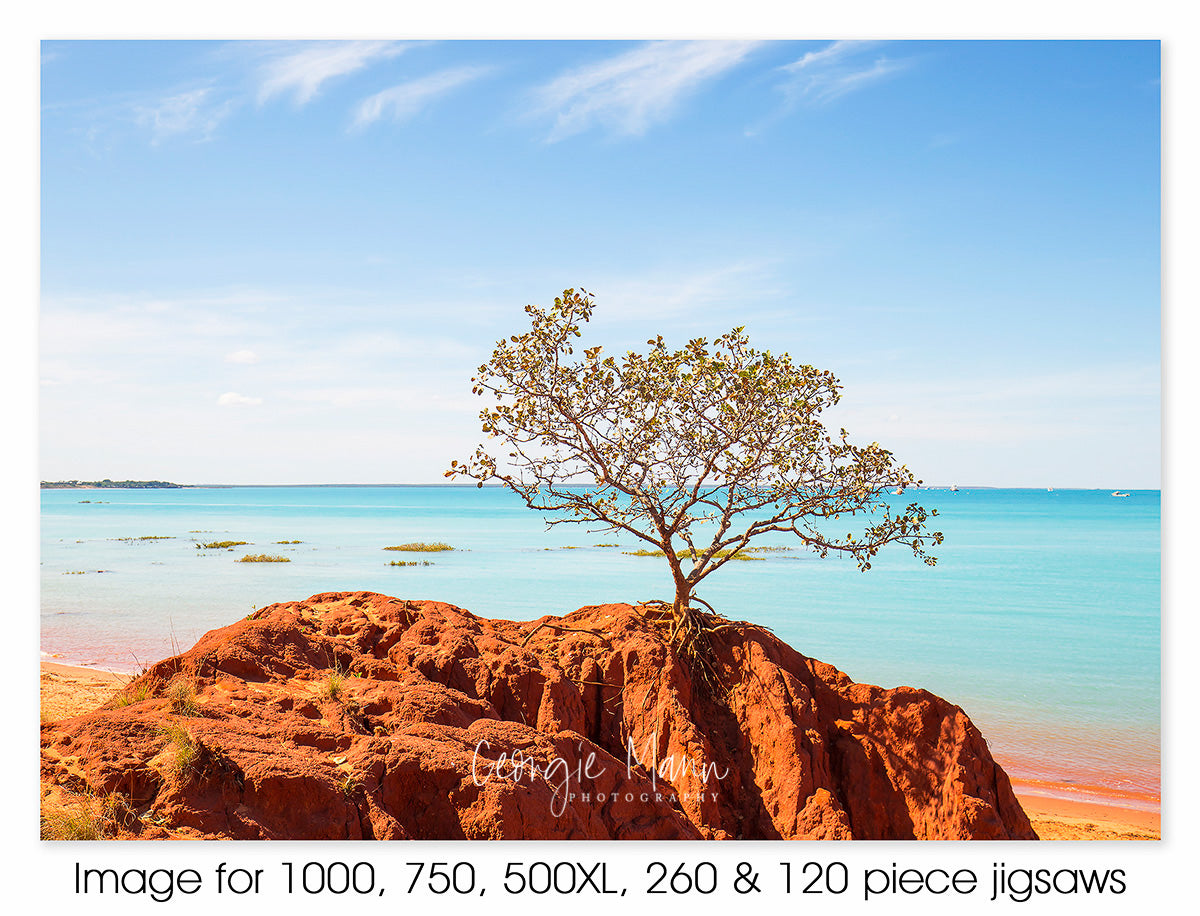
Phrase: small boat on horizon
[
  {"left": 1112, "top": 491, "right": 1130, "bottom": 498},
  {"left": 950, "top": 484, "right": 959, "bottom": 492}
]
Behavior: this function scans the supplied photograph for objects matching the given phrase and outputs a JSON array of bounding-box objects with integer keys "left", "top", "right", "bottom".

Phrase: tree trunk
[{"left": 671, "top": 578, "right": 693, "bottom": 633}]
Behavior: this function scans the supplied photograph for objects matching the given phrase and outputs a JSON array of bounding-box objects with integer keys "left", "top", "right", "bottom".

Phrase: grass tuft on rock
[
  {"left": 40, "top": 790, "right": 128, "bottom": 840},
  {"left": 167, "top": 677, "right": 200, "bottom": 716},
  {"left": 161, "top": 723, "right": 200, "bottom": 778},
  {"left": 111, "top": 680, "right": 153, "bottom": 708},
  {"left": 320, "top": 672, "right": 345, "bottom": 702}
]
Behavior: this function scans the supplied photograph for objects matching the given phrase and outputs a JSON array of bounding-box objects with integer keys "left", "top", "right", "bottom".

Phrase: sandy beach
[
  {"left": 39, "top": 659, "right": 1159, "bottom": 841},
  {"left": 1014, "top": 792, "right": 1160, "bottom": 840},
  {"left": 40, "top": 661, "right": 127, "bottom": 721}
]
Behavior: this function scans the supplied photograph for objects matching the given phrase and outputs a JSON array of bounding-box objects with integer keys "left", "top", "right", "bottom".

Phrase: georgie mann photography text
[{"left": 472, "top": 732, "right": 730, "bottom": 816}]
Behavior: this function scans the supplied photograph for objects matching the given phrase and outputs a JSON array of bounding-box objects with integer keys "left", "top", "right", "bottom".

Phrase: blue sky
[{"left": 39, "top": 39, "right": 1160, "bottom": 487}]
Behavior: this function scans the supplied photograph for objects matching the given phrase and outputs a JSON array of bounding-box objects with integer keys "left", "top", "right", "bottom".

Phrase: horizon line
[{"left": 40, "top": 481, "right": 1162, "bottom": 491}]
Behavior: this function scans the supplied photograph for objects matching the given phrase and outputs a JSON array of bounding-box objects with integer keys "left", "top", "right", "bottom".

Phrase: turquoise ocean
[{"left": 40, "top": 486, "right": 1160, "bottom": 808}]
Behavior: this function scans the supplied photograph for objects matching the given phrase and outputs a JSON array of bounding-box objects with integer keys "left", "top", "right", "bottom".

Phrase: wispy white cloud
[
  {"left": 777, "top": 40, "right": 910, "bottom": 106},
  {"left": 134, "top": 87, "right": 234, "bottom": 144},
  {"left": 40, "top": 286, "right": 515, "bottom": 482},
  {"left": 531, "top": 40, "right": 762, "bottom": 141},
  {"left": 40, "top": 291, "right": 286, "bottom": 376},
  {"left": 351, "top": 66, "right": 491, "bottom": 129},
  {"left": 217, "top": 392, "right": 262, "bottom": 407},
  {"left": 811, "top": 362, "right": 1161, "bottom": 487},
  {"left": 288, "top": 384, "right": 476, "bottom": 414},
  {"left": 257, "top": 41, "right": 408, "bottom": 106},
  {"left": 594, "top": 258, "right": 783, "bottom": 323},
  {"left": 831, "top": 364, "right": 1159, "bottom": 445},
  {"left": 224, "top": 349, "right": 259, "bottom": 364},
  {"left": 742, "top": 41, "right": 913, "bottom": 138},
  {"left": 51, "top": 42, "right": 412, "bottom": 148},
  {"left": 290, "top": 386, "right": 414, "bottom": 408},
  {"left": 39, "top": 360, "right": 121, "bottom": 388}
]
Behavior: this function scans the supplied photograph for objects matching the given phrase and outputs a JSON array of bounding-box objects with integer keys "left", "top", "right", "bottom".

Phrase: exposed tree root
[
  {"left": 520, "top": 598, "right": 733, "bottom": 705},
  {"left": 520, "top": 621, "right": 611, "bottom": 648},
  {"left": 633, "top": 597, "right": 732, "bottom": 702},
  {"left": 671, "top": 607, "right": 729, "bottom": 702}
]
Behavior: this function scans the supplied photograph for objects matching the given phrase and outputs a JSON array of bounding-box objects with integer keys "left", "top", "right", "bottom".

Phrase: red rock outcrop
[{"left": 40, "top": 592, "right": 1036, "bottom": 839}]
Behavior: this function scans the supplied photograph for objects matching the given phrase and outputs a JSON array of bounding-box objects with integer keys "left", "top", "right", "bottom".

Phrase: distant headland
[{"left": 40, "top": 479, "right": 183, "bottom": 489}]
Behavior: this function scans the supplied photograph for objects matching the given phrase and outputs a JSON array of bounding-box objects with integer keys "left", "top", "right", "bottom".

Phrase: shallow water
[{"left": 40, "top": 485, "right": 1160, "bottom": 803}]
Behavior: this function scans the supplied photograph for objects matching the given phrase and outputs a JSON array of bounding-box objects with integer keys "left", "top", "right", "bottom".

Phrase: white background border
[{"left": 6, "top": 3, "right": 1190, "bottom": 912}]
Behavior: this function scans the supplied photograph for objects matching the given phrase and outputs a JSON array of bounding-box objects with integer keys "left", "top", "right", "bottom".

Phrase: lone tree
[{"left": 447, "top": 288, "right": 942, "bottom": 653}]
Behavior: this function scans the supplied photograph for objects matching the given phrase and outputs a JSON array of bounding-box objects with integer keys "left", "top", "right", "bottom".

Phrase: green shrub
[
  {"left": 622, "top": 547, "right": 763, "bottom": 561},
  {"left": 383, "top": 542, "right": 453, "bottom": 552},
  {"left": 237, "top": 554, "right": 290, "bottom": 563},
  {"left": 197, "top": 540, "right": 249, "bottom": 549}
]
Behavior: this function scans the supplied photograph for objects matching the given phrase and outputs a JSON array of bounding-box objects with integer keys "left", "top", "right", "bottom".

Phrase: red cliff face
[{"left": 41, "top": 592, "right": 1036, "bottom": 840}]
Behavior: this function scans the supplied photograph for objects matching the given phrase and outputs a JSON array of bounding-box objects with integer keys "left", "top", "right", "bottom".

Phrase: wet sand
[{"left": 1015, "top": 792, "right": 1159, "bottom": 840}]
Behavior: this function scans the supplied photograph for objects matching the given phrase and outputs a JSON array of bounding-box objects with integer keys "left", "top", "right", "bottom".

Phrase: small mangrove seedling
[
  {"left": 237, "top": 554, "right": 290, "bottom": 563},
  {"left": 383, "top": 542, "right": 454, "bottom": 552},
  {"left": 197, "top": 540, "right": 250, "bottom": 549},
  {"left": 387, "top": 560, "right": 434, "bottom": 567}
]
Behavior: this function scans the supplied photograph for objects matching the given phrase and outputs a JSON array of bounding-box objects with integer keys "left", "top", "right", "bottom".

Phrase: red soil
[{"left": 40, "top": 592, "right": 1036, "bottom": 840}]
